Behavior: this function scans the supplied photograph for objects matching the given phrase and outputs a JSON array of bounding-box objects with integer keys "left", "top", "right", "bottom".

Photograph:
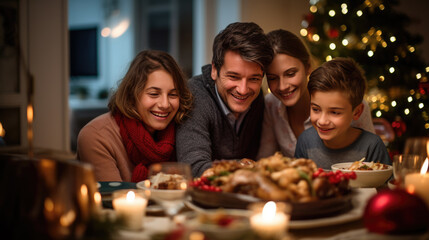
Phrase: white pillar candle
[
  {"left": 113, "top": 190, "right": 148, "bottom": 231},
  {"left": 405, "top": 158, "right": 429, "bottom": 207},
  {"left": 250, "top": 201, "right": 290, "bottom": 239}
]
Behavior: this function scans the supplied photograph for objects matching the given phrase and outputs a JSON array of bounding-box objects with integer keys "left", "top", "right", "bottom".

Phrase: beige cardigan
[{"left": 77, "top": 112, "right": 134, "bottom": 182}]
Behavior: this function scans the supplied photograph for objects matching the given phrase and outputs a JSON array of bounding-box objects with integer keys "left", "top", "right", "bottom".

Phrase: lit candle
[
  {"left": 405, "top": 158, "right": 429, "bottom": 207},
  {"left": 112, "top": 190, "right": 148, "bottom": 231},
  {"left": 250, "top": 201, "right": 290, "bottom": 239}
]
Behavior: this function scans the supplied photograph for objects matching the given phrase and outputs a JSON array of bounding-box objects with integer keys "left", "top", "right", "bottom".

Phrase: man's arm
[{"left": 176, "top": 92, "right": 215, "bottom": 177}]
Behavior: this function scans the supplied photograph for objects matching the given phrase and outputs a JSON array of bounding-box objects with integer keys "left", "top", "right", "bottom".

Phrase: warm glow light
[
  {"left": 44, "top": 198, "right": 54, "bottom": 212},
  {"left": 408, "top": 96, "right": 413, "bottom": 102},
  {"left": 382, "top": 41, "right": 387, "bottom": 48},
  {"left": 326, "top": 55, "right": 332, "bottom": 61},
  {"left": 379, "top": 75, "right": 385, "bottom": 81},
  {"left": 300, "top": 29, "right": 308, "bottom": 37},
  {"left": 420, "top": 158, "right": 428, "bottom": 174},
  {"left": 27, "top": 105, "right": 33, "bottom": 122},
  {"left": 0, "top": 122, "right": 5, "bottom": 137},
  {"left": 262, "top": 201, "right": 276, "bottom": 220},
  {"left": 126, "top": 191, "right": 135, "bottom": 201},
  {"left": 376, "top": 111, "right": 382, "bottom": 117},
  {"left": 342, "top": 39, "right": 349, "bottom": 46},
  {"left": 329, "top": 43, "right": 336, "bottom": 50},
  {"left": 426, "top": 67, "right": 429, "bottom": 72},
  {"left": 111, "top": 19, "right": 130, "bottom": 38},
  {"left": 409, "top": 46, "right": 415, "bottom": 53},
  {"left": 416, "top": 73, "right": 422, "bottom": 79},
  {"left": 425, "top": 123, "right": 429, "bottom": 129},
  {"left": 367, "top": 50, "right": 374, "bottom": 57},
  {"left": 329, "top": 10, "right": 336, "bottom": 17},
  {"left": 362, "top": 37, "right": 368, "bottom": 44},
  {"left": 60, "top": 210, "right": 76, "bottom": 227},
  {"left": 357, "top": 10, "right": 363, "bottom": 17},
  {"left": 391, "top": 101, "right": 397, "bottom": 107},
  {"left": 390, "top": 36, "right": 396, "bottom": 42},
  {"left": 313, "top": 34, "right": 320, "bottom": 41},
  {"left": 81, "top": 184, "right": 88, "bottom": 196},
  {"left": 341, "top": 3, "right": 347, "bottom": 9},
  {"left": 419, "top": 103, "right": 424, "bottom": 109},
  {"left": 389, "top": 67, "right": 395, "bottom": 73},
  {"left": 101, "top": 27, "right": 111, "bottom": 37},
  {"left": 340, "top": 25, "right": 347, "bottom": 31},
  {"left": 379, "top": 4, "right": 385, "bottom": 10},
  {"left": 94, "top": 192, "right": 102, "bottom": 204},
  {"left": 342, "top": 8, "right": 348, "bottom": 14},
  {"left": 180, "top": 182, "right": 188, "bottom": 190},
  {"left": 404, "top": 108, "right": 410, "bottom": 115},
  {"left": 310, "top": 5, "right": 317, "bottom": 13}
]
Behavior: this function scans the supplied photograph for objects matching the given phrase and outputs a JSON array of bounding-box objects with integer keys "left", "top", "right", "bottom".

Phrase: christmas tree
[{"left": 300, "top": 0, "right": 429, "bottom": 154}]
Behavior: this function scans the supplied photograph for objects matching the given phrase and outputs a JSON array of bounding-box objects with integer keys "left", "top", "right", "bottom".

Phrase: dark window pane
[{"left": 148, "top": 11, "right": 170, "bottom": 52}]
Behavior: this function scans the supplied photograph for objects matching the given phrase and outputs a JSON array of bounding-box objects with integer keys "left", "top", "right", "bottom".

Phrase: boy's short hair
[{"left": 308, "top": 57, "right": 367, "bottom": 109}]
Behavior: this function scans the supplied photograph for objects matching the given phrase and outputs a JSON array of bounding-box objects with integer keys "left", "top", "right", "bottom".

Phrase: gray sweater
[
  {"left": 176, "top": 65, "right": 264, "bottom": 177},
  {"left": 294, "top": 127, "right": 391, "bottom": 169}
]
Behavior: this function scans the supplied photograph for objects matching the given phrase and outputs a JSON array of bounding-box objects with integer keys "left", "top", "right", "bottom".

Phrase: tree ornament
[
  {"left": 327, "top": 28, "right": 339, "bottom": 39},
  {"left": 391, "top": 116, "right": 406, "bottom": 137},
  {"left": 364, "top": 189, "right": 429, "bottom": 234}
]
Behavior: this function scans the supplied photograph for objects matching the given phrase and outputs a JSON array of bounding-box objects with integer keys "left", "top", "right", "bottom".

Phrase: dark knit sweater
[{"left": 176, "top": 64, "right": 264, "bottom": 177}]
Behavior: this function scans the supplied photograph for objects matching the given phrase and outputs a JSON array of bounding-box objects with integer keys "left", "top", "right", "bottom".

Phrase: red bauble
[
  {"left": 391, "top": 117, "right": 406, "bottom": 137},
  {"left": 328, "top": 28, "right": 339, "bottom": 39},
  {"left": 364, "top": 189, "right": 429, "bottom": 234}
]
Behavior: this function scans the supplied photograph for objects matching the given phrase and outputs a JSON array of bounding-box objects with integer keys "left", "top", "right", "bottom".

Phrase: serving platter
[
  {"left": 186, "top": 188, "right": 377, "bottom": 229},
  {"left": 189, "top": 188, "right": 353, "bottom": 220}
]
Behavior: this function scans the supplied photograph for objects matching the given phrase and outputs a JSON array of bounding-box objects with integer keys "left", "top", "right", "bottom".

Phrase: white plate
[{"left": 185, "top": 188, "right": 377, "bottom": 230}]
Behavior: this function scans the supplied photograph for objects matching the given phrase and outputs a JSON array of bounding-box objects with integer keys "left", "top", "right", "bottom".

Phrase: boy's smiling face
[{"left": 310, "top": 90, "right": 363, "bottom": 148}]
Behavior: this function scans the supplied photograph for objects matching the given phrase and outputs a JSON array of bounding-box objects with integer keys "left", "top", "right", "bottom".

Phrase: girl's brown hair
[{"left": 108, "top": 50, "right": 193, "bottom": 123}]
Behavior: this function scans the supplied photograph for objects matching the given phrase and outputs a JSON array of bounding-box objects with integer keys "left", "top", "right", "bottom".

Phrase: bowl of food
[
  {"left": 331, "top": 161, "right": 393, "bottom": 188},
  {"left": 184, "top": 209, "right": 252, "bottom": 240}
]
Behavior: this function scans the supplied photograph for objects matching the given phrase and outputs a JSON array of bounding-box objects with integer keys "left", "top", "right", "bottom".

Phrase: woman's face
[
  {"left": 136, "top": 69, "right": 180, "bottom": 134},
  {"left": 266, "top": 53, "right": 309, "bottom": 107}
]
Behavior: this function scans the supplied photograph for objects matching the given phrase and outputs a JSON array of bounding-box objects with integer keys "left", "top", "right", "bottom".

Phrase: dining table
[{"left": 97, "top": 181, "right": 429, "bottom": 240}]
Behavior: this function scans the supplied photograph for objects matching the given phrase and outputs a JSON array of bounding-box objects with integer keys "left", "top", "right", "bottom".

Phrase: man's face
[{"left": 211, "top": 51, "right": 264, "bottom": 118}]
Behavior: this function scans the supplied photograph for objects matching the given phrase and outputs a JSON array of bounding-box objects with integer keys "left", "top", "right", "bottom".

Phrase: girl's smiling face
[{"left": 136, "top": 70, "right": 179, "bottom": 134}]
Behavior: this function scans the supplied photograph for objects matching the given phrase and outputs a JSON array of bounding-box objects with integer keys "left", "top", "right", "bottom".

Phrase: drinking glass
[
  {"left": 392, "top": 154, "right": 425, "bottom": 187},
  {"left": 146, "top": 162, "right": 191, "bottom": 228},
  {"left": 403, "top": 137, "right": 429, "bottom": 159}
]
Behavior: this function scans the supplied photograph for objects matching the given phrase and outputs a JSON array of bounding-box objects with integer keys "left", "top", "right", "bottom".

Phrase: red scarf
[{"left": 114, "top": 112, "right": 176, "bottom": 182}]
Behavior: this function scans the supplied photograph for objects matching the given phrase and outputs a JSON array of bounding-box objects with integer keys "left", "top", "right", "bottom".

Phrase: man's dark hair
[{"left": 212, "top": 22, "right": 274, "bottom": 75}]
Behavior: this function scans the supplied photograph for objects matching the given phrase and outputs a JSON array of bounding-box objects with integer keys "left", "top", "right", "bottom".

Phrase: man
[{"left": 176, "top": 22, "right": 274, "bottom": 177}]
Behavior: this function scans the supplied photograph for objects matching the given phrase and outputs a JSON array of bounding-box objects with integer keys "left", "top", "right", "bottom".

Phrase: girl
[{"left": 77, "top": 50, "right": 192, "bottom": 182}]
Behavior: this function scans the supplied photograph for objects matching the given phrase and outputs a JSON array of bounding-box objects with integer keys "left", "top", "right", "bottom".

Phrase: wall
[{"left": 27, "top": 0, "right": 69, "bottom": 151}]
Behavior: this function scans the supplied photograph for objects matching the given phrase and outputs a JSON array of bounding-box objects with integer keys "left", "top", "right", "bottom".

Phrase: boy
[{"left": 294, "top": 58, "right": 391, "bottom": 169}]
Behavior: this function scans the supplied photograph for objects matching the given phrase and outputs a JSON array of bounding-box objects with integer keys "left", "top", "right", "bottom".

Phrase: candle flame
[
  {"left": 126, "top": 191, "right": 135, "bottom": 201},
  {"left": 420, "top": 158, "right": 428, "bottom": 174},
  {"left": 262, "top": 201, "right": 276, "bottom": 220}
]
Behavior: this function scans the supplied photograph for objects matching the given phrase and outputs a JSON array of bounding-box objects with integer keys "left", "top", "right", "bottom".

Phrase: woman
[
  {"left": 77, "top": 50, "right": 193, "bottom": 182},
  {"left": 257, "top": 29, "right": 375, "bottom": 159}
]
